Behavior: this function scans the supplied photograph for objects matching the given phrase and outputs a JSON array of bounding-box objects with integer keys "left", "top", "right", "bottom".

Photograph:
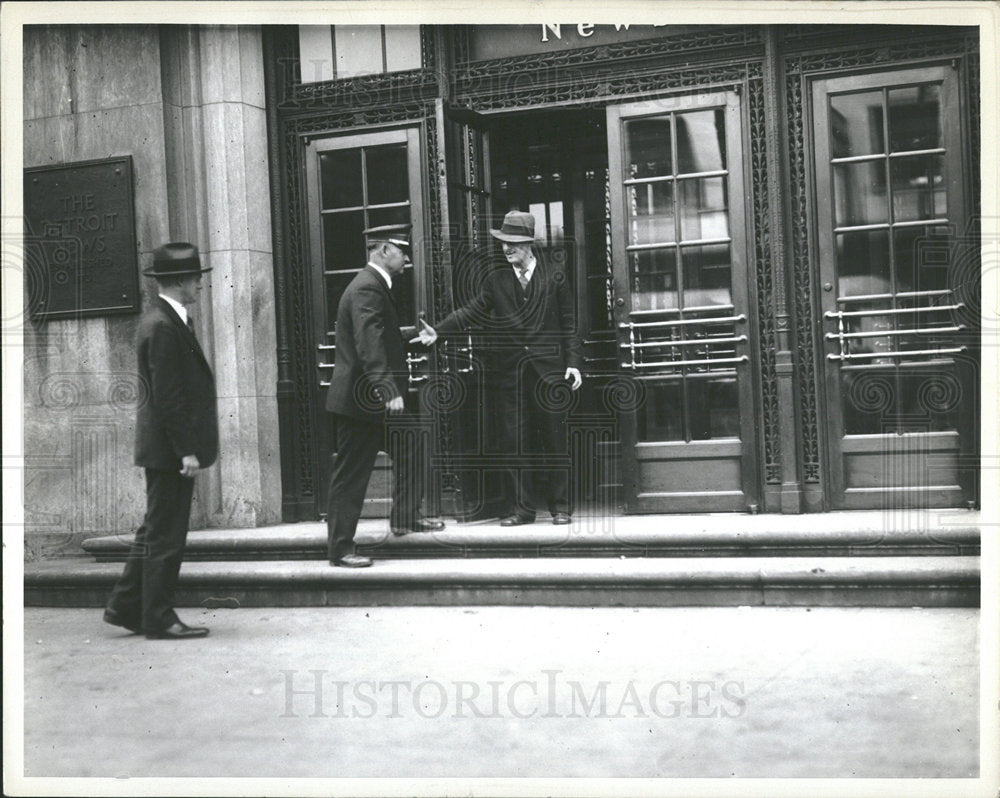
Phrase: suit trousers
[
  {"left": 494, "top": 364, "right": 570, "bottom": 519},
  {"left": 107, "top": 468, "right": 195, "bottom": 632},
  {"left": 326, "top": 412, "right": 426, "bottom": 560}
]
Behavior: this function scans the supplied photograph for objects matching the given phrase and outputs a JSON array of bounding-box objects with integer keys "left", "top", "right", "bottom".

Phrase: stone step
[
  {"left": 24, "top": 556, "right": 979, "bottom": 608},
  {"left": 80, "top": 514, "right": 982, "bottom": 562}
]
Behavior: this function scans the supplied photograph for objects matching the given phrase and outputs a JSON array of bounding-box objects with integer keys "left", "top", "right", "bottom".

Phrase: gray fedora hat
[
  {"left": 490, "top": 211, "right": 536, "bottom": 243},
  {"left": 143, "top": 242, "right": 211, "bottom": 277}
]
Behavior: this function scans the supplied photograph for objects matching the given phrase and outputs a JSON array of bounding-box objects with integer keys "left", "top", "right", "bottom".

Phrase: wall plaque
[{"left": 24, "top": 156, "right": 139, "bottom": 320}]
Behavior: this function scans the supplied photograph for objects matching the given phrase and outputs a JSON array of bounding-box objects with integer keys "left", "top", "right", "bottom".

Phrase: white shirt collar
[
  {"left": 159, "top": 293, "right": 187, "bottom": 324},
  {"left": 368, "top": 261, "right": 392, "bottom": 290},
  {"left": 513, "top": 255, "right": 536, "bottom": 282}
]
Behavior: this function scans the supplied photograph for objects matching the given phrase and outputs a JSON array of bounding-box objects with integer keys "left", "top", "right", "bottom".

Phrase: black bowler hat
[
  {"left": 363, "top": 224, "right": 412, "bottom": 253},
  {"left": 143, "top": 242, "right": 211, "bottom": 277},
  {"left": 490, "top": 211, "right": 536, "bottom": 243}
]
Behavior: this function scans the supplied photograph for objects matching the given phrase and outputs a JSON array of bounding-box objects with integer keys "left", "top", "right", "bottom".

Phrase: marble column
[{"left": 159, "top": 25, "right": 280, "bottom": 527}]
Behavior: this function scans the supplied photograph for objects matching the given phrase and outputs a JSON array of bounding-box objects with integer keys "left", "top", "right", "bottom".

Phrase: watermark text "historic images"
[{"left": 280, "top": 669, "right": 747, "bottom": 720}]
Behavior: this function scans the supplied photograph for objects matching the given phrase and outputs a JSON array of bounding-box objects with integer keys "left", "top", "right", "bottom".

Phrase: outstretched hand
[
  {"left": 409, "top": 318, "right": 438, "bottom": 346},
  {"left": 386, "top": 395, "right": 405, "bottom": 415},
  {"left": 565, "top": 367, "right": 582, "bottom": 391}
]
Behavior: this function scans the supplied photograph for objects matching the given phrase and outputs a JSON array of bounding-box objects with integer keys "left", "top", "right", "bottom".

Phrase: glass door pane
[
  {"left": 608, "top": 91, "right": 756, "bottom": 513},
  {"left": 620, "top": 105, "right": 740, "bottom": 443},
  {"left": 813, "top": 65, "right": 972, "bottom": 509},
  {"left": 824, "top": 78, "right": 960, "bottom": 434}
]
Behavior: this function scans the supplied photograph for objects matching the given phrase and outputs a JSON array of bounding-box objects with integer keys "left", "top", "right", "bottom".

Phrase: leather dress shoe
[
  {"left": 499, "top": 515, "right": 535, "bottom": 527},
  {"left": 103, "top": 608, "right": 141, "bottom": 634},
  {"left": 552, "top": 512, "right": 571, "bottom": 525},
  {"left": 145, "top": 621, "right": 209, "bottom": 640},
  {"left": 331, "top": 553, "right": 372, "bottom": 568},
  {"left": 391, "top": 518, "right": 446, "bottom": 536}
]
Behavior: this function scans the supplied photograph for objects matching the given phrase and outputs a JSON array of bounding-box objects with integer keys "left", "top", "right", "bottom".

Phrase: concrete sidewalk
[{"left": 19, "top": 605, "right": 978, "bottom": 779}]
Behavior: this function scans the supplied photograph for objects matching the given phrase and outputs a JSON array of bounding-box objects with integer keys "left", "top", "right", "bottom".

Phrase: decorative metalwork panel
[
  {"left": 747, "top": 72, "right": 782, "bottom": 485},
  {"left": 784, "top": 66, "right": 821, "bottom": 483},
  {"left": 281, "top": 128, "right": 317, "bottom": 497},
  {"left": 458, "top": 61, "right": 751, "bottom": 111},
  {"left": 281, "top": 71, "right": 438, "bottom": 113},
  {"left": 966, "top": 47, "right": 980, "bottom": 222}
]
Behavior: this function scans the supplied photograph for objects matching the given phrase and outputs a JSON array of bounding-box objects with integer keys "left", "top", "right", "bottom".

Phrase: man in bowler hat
[
  {"left": 412, "top": 210, "right": 582, "bottom": 526},
  {"left": 104, "top": 242, "right": 218, "bottom": 639},
  {"left": 325, "top": 224, "right": 445, "bottom": 567}
]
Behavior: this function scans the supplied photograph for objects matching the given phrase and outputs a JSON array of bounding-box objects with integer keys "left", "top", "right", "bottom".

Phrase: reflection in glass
[
  {"left": 629, "top": 249, "right": 678, "bottom": 311},
  {"left": 320, "top": 150, "right": 363, "bottom": 210},
  {"left": 627, "top": 182, "right": 675, "bottom": 245},
  {"left": 900, "top": 366, "right": 959, "bottom": 432},
  {"left": 894, "top": 225, "right": 949, "bottom": 294},
  {"left": 688, "top": 379, "right": 739, "bottom": 439},
  {"left": 678, "top": 177, "right": 728, "bottom": 241},
  {"left": 325, "top": 272, "right": 355, "bottom": 329},
  {"left": 841, "top": 367, "right": 896, "bottom": 434},
  {"left": 840, "top": 299, "right": 895, "bottom": 364},
  {"left": 625, "top": 117, "right": 672, "bottom": 179},
  {"left": 365, "top": 145, "right": 409, "bottom": 205},
  {"left": 638, "top": 382, "right": 684, "bottom": 442},
  {"left": 841, "top": 364, "right": 960, "bottom": 434},
  {"left": 675, "top": 110, "right": 726, "bottom": 173},
  {"left": 891, "top": 155, "right": 945, "bottom": 222},
  {"left": 682, "top": 244, "right": 732, "bottom": 307},
  {"left": 830, "top": 91, "right": 885, "bottom": 157},
  {"left": 888, "top": 84, "right": 941, "bottom": 152},
  {"left": 366, "top": 205, "right": 411, "bottom": 230},
  {"left": 836, "top": 229, "right": 890, "bottom": 297},
  {"left": 323, "top": 210, "right": 365, "bottom": 272},
  {"left": 833, "top": 161, "right": 887, "bottom": 227}
]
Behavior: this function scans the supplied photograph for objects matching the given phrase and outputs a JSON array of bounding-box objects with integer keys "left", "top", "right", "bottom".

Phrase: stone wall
[{"left": 22, "top": 25, "right": 280, "bottom": 560}]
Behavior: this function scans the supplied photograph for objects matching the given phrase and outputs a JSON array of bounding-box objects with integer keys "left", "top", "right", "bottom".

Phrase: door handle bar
[
  {"left": 824, "top": 304, "right": 963, "bottom": 319},
  {"left": 619, "top": 314, "right": 745, "bottom": 329},
  {"left": 621, "top": 355, "right": 748, "bottom": 369},
  {"left": 827, "top": 347, "right": 966, "bottom": 361},
  {"left": 825, "top": 325, "right": 964, "bottom": 341},
  {"left": 620, "top": 335, "right": 746, "bottom": 349}
]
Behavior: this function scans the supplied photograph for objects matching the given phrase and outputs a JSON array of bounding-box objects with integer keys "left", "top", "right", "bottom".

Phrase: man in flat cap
[
  {"left": 325, "top": 224, "right": 445, "bottom": 567},
  {"left": 104, "top": 242, "right": 218, "bottom": 639},
  {"left": 413, "top": 210, "right": 582, "bottom": 526}
]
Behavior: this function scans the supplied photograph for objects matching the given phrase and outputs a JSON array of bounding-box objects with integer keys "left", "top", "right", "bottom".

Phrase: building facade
[{"left": 21, "top": 23, "right": 982, "bottom": 556}]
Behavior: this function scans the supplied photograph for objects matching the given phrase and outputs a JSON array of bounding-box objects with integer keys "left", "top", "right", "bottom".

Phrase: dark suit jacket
[
  {"left": 326, "top": 266, "right": 409, "bottom": 422},
  {"left": 435, "top": 260, "right": 582, "bottom": 383},
  {"left": 134, "top": 296, "right": 219, "bottom": 470}
]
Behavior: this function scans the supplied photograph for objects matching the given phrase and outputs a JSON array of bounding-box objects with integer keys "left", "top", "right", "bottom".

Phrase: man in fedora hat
[
  {"left": 412, "top": 210, "right": 582, "bottom": 526},
  {"left": 325, "top": 224, "right": 445, "bottom": 567},
  {"left": 104, "top": 242, "right": 218, "bottom": 639}
]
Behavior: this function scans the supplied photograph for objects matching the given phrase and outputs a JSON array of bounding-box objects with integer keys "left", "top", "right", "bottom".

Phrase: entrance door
[
  {"left": 812, "top": 65, "right": 976, "bottom": 509},
  {"left": 433, "top": 100, "right": 504, "bottom": 519},
  {"left": 607, "top": 93, "right": 758, "bottom": 512},
  {"left": 304, "top": 127, "right": 430, "bottom": 516}
]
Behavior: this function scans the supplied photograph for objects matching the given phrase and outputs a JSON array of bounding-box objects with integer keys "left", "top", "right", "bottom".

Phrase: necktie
[
  {"left": 517, "top": 267, "right": 529, "bottom": 292},
  {"left": 186, "top": 316, "right": 196, "bottom": 337}
]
